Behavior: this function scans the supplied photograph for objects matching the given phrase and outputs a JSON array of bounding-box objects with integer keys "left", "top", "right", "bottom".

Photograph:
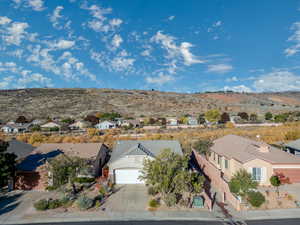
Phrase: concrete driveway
[{"left": 103, "top": 185, "right": 149, "bottom": 212}]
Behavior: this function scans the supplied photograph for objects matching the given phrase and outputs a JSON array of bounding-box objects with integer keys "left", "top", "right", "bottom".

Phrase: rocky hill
[{"left": 1, "top": 88, "right": 300, "bottom": 121}]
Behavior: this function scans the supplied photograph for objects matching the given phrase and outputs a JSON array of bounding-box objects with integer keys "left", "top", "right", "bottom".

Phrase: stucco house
[
  {"left": 284, "top": 139, "right": 300, "bottom": 157},
  {"left": 187, "top": 117, "right": 198, "bottom": 125},
  {"left": 95, "top": 121, "right": 117, "bottom": 130},
  {"left": 69, "top": 120, "right": 92, "bottom": 130},
  {"left": 107, "top": 140, "right": 183, "bottom": 184},
  {"left": 206, "top": 134, "right": 300, "bottom": 185},
  {"left": 121, "top": 119, "right": 141, "bottom": 128},
  {"left": 1, "top": 123, "right": 32, "bottom": 133},
  {"left": 167, "top": 118, "right": 178, "bottom": 126},
  {"left": 15, "top": 143, "right": 110, "bottom": 190},
  {"left": 40, "top": 122, "right": 61, "bottom": 130}
]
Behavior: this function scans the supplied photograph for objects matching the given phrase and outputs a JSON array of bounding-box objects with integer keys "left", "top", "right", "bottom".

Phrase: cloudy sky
[{"left": 1, "top": 0, "right": 300, "bottom": 93}]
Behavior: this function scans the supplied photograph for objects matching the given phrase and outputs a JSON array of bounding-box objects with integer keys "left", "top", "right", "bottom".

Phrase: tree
[
  {"left": 140, "top": 149, "right": 204, "bottom": 207},
  {"left": 270, "top": 175, "right": 281, "bottom": 197},
  {"left": 250, "top": 113, "right": 258, "bottom": 122},
  {"left": 205, "top": 109, "right": 221, "bottom": 123},
  {"left": 219, "top": 112, "right": 230, "bottom": 124},
  {"left": 193, "top": 139, "right": 213, "bottom": 156},
  {"left": 84, "top": 115, "right": 99, "bottom": 125},
  {"left": 237, "top": 112, "right": 249, "bottom": 121},
  {"left": 61, "top": 118, "right": 74, "bottom": 124},
  {"left": 0, "top": 141, "right": 17, "bottom": 188},
  {"left": 274, "top": 114, "right": 288, "bottom": 123},
  {"left": 229, "top": 169, "right": 258, "bottom": 197},
  {"left": 15, "top": 116, "right": 28, "bottom": 124},
  {"left": 179, "top": 116, "right": 188, "bottom": 124},
  {"left": 265, "top": 112, "right": 273, "bottom": 121},
  {"left": 197, "top": 114, "right": 206, "bottom": 124}
]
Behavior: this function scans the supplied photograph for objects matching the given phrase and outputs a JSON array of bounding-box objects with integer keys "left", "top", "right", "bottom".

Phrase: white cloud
[
  {"left": 0, "top": 16, "right": 11, "bottom": 25},
  {"left": 109, "top": 18, "right": 123, "bottom": 27},
  {"left": 207, "top": 63, "right": 233, "bottom": 74},
  {"left": 224, "top": 85, "right": 252, "bottom": 93},
  {"left": 0, "top": 76, "right": 14, "bottom": 89},
  {"left": 168, "top": 16, "right": 175, "bottom": 21},
  {"left": 226, "top": 76, "right": 238, "bottom": 82},
  {"left": 27, "top": 0, "right": 45, "bottom": 11},
  {"left": 253, "top": 70, "right": 300, "bottom": 92},
  {"left": 146, "top": 73, "right": 174, "bottom": 85},
  {"left": 48, "top": 40, "right": 75, "bottom": 50},
  {"left": 180, "top": 42, "right": 204, "bottom": 65},
  {"left": 1, "top": 21, "right": 29, "bottom": 45},
  {"left": 50, "top": 6, "right": 64, "bottom": 29},
  {"left": 285, "top": 22, "right": 300, "bottom": 56},
  {"left": 213, "top": 20, "right": 222, "bottom": 27},
  {"left": 111, "top": 34, "right": 123, "bottom": 49},
  {"left": 151, "top": 31, "right": 203, "bottom": 68}
]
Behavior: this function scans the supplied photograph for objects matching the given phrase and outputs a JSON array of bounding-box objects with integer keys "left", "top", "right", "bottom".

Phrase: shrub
[
  {"left": 247, "top": 191, "right": 265, "bottom": 208},
  {"left": 60, "top": 193, "right": 76, "bottom": 207},
  {"left": 48, "top": 199, "right": 62, "bottom": 209},
  {"left": 45, "top": 185, "right": 57, "bottom": 191},
  {"left": 34, "top": 199, "right": 49, "bottom": 211},
  {"left": 74, "top": 177, "right": 95, "bottom": 183},
  {"left": 148, "top": 186, "right": 158, "bottom": 196},
  {"left": 76, "top": 195, "right": 94, "bottom": 210},
  {"left": 99, "top": 186, "right": 107, "bottom": 196},
  {"left": 148, "top": 199, "right": 160, "bottom": 208},
  {"left": 164, "top": 193, "right": 177, "bottom": 207}
]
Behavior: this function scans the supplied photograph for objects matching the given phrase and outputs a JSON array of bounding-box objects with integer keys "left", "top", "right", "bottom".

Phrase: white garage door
[{"left": 115, "top": 169, "right": 144, "bottom": 184}]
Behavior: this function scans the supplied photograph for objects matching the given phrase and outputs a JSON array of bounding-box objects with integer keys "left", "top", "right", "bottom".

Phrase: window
[
  {"left": 252, "top": 167, "right": 262, "bottom": 181},
  {"left": 217, "top": 155, "right": 221, "bottom": 165},
  {"left": 225, "top": 159, "right": 229, "bottom": 169}
]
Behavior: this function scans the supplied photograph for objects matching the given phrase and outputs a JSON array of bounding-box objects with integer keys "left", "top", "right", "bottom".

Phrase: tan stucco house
[{"left": 207, "top": 134, "right": 300, "bottom": 185}]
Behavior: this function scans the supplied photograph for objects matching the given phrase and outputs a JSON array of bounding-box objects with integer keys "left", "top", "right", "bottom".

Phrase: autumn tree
[
  {"left": 238, "top": 112, "right": 249, "bottom": 121},
  {"left": 219, "top": 112, "right": 230, "bottom": 124},
  {"left": 205, "top": 109, "right": 221, "bottom": 123},
  {"left": 250, "top": 113, "right": 258, "bottom": 122}
]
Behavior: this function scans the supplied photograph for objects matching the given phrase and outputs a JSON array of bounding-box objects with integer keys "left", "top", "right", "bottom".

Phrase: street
[{"left": 4, "top": 219, "right": 300, "bottom": 225}]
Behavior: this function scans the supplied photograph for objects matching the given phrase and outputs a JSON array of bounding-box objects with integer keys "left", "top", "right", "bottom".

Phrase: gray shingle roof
[
  {"left": 285, "top": 139, "right": 300, "bottom": 151},
  {"left": 7, "top": 139, "right": 35, "bottom": 160},
  {"left": 109, "top": 140, "right": 183, "bottom": 163}
]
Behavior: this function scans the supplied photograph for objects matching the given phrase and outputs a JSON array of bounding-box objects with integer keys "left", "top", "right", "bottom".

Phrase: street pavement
[{"left": 4, "top": 219, "right": 300, "bottom": 225}]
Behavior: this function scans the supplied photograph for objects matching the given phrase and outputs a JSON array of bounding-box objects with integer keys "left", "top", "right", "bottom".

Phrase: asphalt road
[{"left": 5, "top": 219, "right": 300, "bottom": 225}]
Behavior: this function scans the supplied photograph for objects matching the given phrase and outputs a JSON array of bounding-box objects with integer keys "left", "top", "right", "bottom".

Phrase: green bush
[
  {"left": 45, "top": 185, "right": 57, "bottom": 191},
  {"left": 76, "top": 195, "right": 94, "bottom": 210},
  {"left": 48, "top": 199, "right": 62, "bottom": 209},
  {"left": 74, "top": 177, "right": 95, "bottom": 183},
  {"left": 247, "top": 191, "right": 266, "bottom": 208},
  {"left": 148, "top": 199, "right": 160, "bottom": 208},
  {"left": 147, "top": 186, "right": 158, "bottom": 196},
  {"left": 60, "top": 193, "right": 76, "bottom": 207},
  {"left": 164, "top": 193, "right": 177, "bottom": 207},
  {"left": 34, "top": 199, "right": 49, "bottom": 211}
]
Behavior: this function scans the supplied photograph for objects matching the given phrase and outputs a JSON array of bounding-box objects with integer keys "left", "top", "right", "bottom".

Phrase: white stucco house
[
  {"left": 107, "top": 140, "right": 183, "bottom": 184},
  {"left": 41, "top": 122, "right": 61, "bottom": 129},
  {"left": 167, "top": 118, "right": 178, "bottom": 126},
  {"left": 187, "top": 117, "right": 198, "bottom": 125},
  {"left": 95, "top": 121, "right": 116, "bottom": 130},
  {"left": 1, "top": 123, "right": 32, "bottom": 133}
]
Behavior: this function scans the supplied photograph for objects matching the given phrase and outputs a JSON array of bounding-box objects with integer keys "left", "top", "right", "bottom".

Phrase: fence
[{"left": 193, "top": 150, "right": 241, "bottom": 211}]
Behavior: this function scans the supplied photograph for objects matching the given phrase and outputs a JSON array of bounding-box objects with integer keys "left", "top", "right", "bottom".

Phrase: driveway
[{"left": 103, "top": 184, "right": 149, "bottom": 212}]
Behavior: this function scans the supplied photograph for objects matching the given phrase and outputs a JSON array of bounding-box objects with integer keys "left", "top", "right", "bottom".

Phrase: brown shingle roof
[
  {"left": 212, "top": 135, "right": 300, "bottom": 165},
  {"left": 32, "top": 143, "right": 103, "bottom": 159}
]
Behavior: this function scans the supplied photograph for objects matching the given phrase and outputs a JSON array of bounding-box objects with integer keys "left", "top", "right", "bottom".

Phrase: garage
[{"left": 115, "top": 169, "right": 144, "bottom": 184}]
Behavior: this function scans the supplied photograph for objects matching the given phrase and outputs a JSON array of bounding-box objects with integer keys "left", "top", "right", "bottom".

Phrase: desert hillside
[{"left": 1, "top": 88, "right": 300, "bottom": 121}]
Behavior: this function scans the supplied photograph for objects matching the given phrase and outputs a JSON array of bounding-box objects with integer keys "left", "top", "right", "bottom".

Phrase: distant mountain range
[{"left": 1, "top": 88, "right": 300, "bottom": 122}]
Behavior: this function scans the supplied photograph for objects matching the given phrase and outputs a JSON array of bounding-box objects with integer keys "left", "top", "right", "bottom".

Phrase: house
[
  {"left": 95, "top": 121, "right": 116, "bottom": 130},
  {"left": 121, "top": 119, "right": 141, "bottom": 128},
  {"left": 69, "top": 120, "right": 91, "bottom": 130},
  {"left": 7, "top": 139, "right": 35, "bottom": 161},
  {"left": 187, "top": 117, "right": 198, "bottom": 125},
  {"left": 107, "top": 140, "right": 183, "bottom": 184},
  {"left": 204, "top": 134, "right": 300, "bottom": 185},
  {"left": 284, "top": 139, "right": 300, "bottom": 157},
  {"left": 40, "top": 122, "right": 61, "bottom": 130},
  {"left": 15, "top": 143, "right": 110, "bottom": 190},
  {"left": 1, "top": 123, "right": 32, "bottom": 133},
  {"left": 230, "top": 115, "right": 241, "bottom": 124},
  {"left": 31, "top": 119, "right": 47, "bottom": 126},
  {"left": 167, "top": 118, "right": 178, "bottom": 126}
]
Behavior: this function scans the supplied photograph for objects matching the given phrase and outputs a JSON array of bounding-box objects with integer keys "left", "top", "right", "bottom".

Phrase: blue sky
[{"left": 1, "top": 0, "right": 300, "bottom": 93}]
